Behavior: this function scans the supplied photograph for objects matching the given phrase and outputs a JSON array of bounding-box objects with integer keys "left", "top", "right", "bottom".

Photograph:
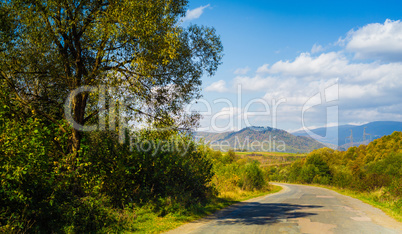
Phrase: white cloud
[
  {"left": 235, "top": 51, "right": 402, "bottom": 129},
  {"left": 256, "top": 64, "right": 270, "bottom": 73},
  {"left": 200, "top": 20, "right": 402, "bottom": 131},
  {"left": 234, "top": 66, "right": 250, "bottom": 75},
  {"left": 268, "top": 52, "right": 349, "bottom": 77},
  {"left": 233, "top": 75, "right": 275, "bottom": 91},
  {"left": 345, "top": 19, "right": 402, "bottom": 61},
  {"left": 205, "top": 80, "right": 228, "bottom": 93},
  {"left": 181, "top": 4, "right": 210, "bottom": 22},
  {"left": 261, "top": 51, "right": 402, "bottom": 97},
  {"left": 311, "top": 44, "right": 324, "bottom": 54},
  {"left": 214, "top": 107, "right": 241, "bottom": 120}
]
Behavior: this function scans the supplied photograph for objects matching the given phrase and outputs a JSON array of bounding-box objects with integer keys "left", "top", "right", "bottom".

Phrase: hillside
[
  {"left": 194, "top": 126, "right": 325, "bottom": 153},
  {"left": 268, "top": 131, "right": 402, "bottom": 220},
  {"left": 292, "top": 121, "right": 402, "bottom": 149}
]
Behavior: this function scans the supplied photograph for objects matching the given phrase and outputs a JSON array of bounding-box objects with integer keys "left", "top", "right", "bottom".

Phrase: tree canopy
[{"left": 0, "top": 0, "right": 223, "bottom": 154}]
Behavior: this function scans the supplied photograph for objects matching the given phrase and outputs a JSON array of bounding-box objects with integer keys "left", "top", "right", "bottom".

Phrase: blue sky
[{"left": 182, "top": 0, "right": 402, "bottom": 132}]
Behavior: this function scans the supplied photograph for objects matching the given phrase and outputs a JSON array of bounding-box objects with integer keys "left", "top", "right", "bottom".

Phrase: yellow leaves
[{"left": 162, "top": 59, "right": 170, "bottom": 65}]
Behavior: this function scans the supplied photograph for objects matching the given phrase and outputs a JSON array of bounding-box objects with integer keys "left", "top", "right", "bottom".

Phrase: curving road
[{"left": 167, "top": 183, "right": 402, "bottom": 234}]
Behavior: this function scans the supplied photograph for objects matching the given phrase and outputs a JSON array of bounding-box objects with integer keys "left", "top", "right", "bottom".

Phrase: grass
[
  {"left": 233, "top": 151, "right": 305, "bottom": 157},
  {"left": 229, "top": 151, "right": 306, "bottom": 167},
  {"left": 123, "top": 184, "right": 283, "bottom": 233}
]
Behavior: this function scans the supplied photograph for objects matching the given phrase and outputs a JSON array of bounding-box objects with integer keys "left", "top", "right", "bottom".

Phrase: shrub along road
[{"left": 166, "top": 183, "right": 402, "bottom": 233}]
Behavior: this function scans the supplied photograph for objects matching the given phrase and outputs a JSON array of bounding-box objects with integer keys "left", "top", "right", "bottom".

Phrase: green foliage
[
  {"left": 1, "top": 0, "right": 223, "bottom": 156},
  {"left": 0, "top": 118, "right": 216, "bottom": 232},
  {"left": 1, "top": 92, "right": 274, "bottom": 232},
  {"left": 331, "top": 165, "right": 354, "bottom": 188},
  {"left": 0, "top": 82, "right": 216, "bottom": 232},
  {"left": 239, "top": 161, "right": 266, "bottom": 190},
  {"left": 221, "top": 149, "right": 237, "bottom": 164},
  {"left": 60, "top": 196, "right": 121, "bottom": 234},
  {"left": 287, "top": 161, "right": 302, "bottom": 182},
  {"left": 304, "top": 153, "right": 331, "bottom": 184},
  {"left": 0, "top": 103, "right": 69, "bottom": 231},
  {"left": 209, "top": 150, "right": 268, "bottom": 193}
]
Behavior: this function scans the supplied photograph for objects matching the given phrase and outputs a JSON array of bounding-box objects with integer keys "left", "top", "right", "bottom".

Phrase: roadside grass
[
  {"left": 284, "top": 183, "right": 402, "bottom": 223},
  {"left": 123, "top": 184, "right": 282, "bottom": 233},
  {"left": 320, "top": 185, "right": 402, "bottom": 223}
]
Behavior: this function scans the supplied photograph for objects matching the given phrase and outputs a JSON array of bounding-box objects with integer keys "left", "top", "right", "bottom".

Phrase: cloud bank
[
  {"left": 345, "top": 19, "right": 402, "bottom": 61},
  {"left": 203, "top": 19, "right": 402, "bottom": 130}
]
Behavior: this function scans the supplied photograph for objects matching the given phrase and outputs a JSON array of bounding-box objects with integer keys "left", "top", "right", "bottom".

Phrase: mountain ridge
[
  {"left": 194, "top": 126, "right": 325, "bottom": 153},
  {"left": 292, "top": 121, "right": 402, "bottom": 149}
]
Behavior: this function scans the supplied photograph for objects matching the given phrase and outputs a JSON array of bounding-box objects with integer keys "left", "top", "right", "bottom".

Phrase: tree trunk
[{"left": 71, "top": 91, "right": 88, "bottom": 156}]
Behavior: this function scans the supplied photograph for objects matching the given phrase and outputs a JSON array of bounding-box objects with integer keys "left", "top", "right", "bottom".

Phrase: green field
[{"left": 226, "top": 151, "right": 307, "bottom": 167}]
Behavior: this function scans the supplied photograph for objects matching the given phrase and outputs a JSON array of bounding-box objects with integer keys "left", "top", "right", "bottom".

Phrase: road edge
[
  {"left": 273, "top": 182, "right": 402, "bottom": 231},
  {"left": 164, "top": 183, "right": 284, "bottom": 234}
]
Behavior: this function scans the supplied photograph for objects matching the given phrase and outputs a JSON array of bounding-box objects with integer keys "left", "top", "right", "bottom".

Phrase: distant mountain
[
  {"left": 292, "top": 121, "right": 402, "bottom": 149},
  {"left": 194, "top": 126, "right": 325, "bottom": 153}
]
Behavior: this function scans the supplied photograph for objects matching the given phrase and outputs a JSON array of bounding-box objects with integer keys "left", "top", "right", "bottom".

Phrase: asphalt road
[{"left": 167, "top": 183, "right": 402, "bottom": 234}]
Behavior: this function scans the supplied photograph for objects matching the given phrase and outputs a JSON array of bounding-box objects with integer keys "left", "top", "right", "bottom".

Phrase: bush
[
  {"left": 305, "top": 153, "right": 331, "bottom": 179},
  {"left": 0, "top": 115, "right": 68, "bottom": 232},
  {"left": 238, "top": 161, "right": 266, "bottom": 190},
  {"left": 210, "top": 150, "right": 269, "bottom": 193},
  {"left": 331, "top": 166, "right": 353, "bottom": 188},
  {"left": 84, "top": 131, "right": 215, "bottom": 207},
  {"left": 299, "top": 164, "right": 318, "bottom": 183},
  {"left": 60, "top": 196, "right": 119, "bottom": 233}
]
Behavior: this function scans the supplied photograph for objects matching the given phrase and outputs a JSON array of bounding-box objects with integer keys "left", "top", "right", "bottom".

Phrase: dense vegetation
[
  {"left": 268, "top": 131, "right": 402, "bottom": 217},
  {"left": 0, "top": 109, "right": 212, "bottom": 232},
  {"left": 0, "top": 110, "right": 271, "bottom": 232},
  {"left": 208, "top": 150, "right": 269, "bottom": 194},
  {"left": 0, "top": 81, "right": 270, "bottom": 232}
]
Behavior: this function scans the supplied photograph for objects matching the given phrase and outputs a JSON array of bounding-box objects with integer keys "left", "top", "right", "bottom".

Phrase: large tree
[{"left": 0, "top": 0, "right": 223, "bottom": 154}]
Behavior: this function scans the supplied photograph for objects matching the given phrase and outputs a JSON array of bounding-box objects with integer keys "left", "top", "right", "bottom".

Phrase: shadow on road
[{"left": 210, "top": 202, "right": 321, "bottom": 226}]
